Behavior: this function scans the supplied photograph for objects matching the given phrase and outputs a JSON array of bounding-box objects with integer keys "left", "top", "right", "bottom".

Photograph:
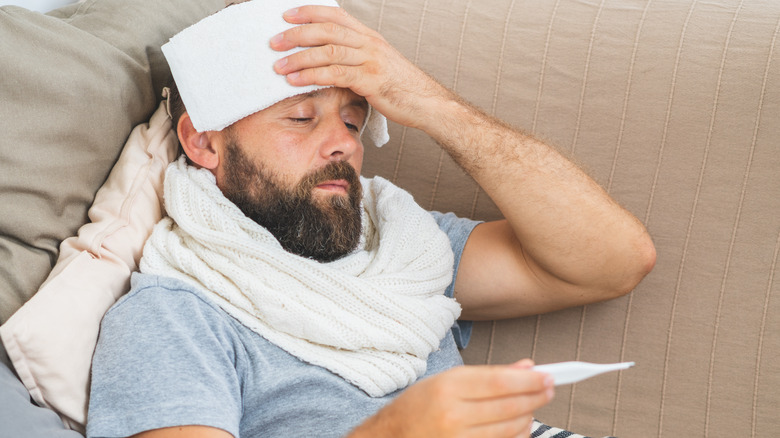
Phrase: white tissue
[{"left": 161, "top": 0, "right": 389, "bottom": 147}]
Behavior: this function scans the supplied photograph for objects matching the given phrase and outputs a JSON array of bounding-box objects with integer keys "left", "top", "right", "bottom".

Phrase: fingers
[
  {"left": 277, "top": 63, "right": 361, "bottom": 90},
  {"left": 442, "top": 364, "right": 554, "bottom": 434},
  {"left": 450, "top": 365, "right": 553, "bottom": 400},
  {"left": 273, "top": 43, "right": 366, "bottom": 77},
  {"left": 455, "top": 365, "right": 553, "bottom": 431},
  {"left": 466, "top": 386, "right": 552, "bottom": 426},
  {"left": 270, "top": 6, "right": 376, "bottom": 53},
  {"left": 440, "top": 365, "right": 552, "bottom": 438},
  {"left": 271, "top": 21, "right": 364, "bottom": 52},
  {"left": 466, "top": 392, "right": 550, "bottom": 436},
  {"left": 269, "top": 7, "right": 383, "bottom": 91},
  {"left": 282, "top": 5, "right": 375, "bottom": 36}
]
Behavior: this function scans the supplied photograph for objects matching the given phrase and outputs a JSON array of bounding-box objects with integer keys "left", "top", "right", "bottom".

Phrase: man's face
[{"left": 214, "top": 88, "right": 368, "bottom": 262}]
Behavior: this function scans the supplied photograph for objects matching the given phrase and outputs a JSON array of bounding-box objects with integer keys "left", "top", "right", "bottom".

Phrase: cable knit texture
[{"left": 140, "top": 157, "right": 461, "bottom": 397}]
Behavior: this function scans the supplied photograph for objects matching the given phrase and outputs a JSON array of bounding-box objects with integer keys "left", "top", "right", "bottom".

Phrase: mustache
[{"left": 296, "top": 161, "right": 361, "bottom": 195}]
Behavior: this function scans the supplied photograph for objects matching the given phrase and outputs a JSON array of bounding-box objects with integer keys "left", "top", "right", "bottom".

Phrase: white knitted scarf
[{"left": 140, "top": 157, "right": 461, "bottom": 397}]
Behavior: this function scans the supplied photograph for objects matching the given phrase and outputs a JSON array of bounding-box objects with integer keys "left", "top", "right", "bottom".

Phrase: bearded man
[{"left": 85, "top": 2, "right": 656, "bottom": 438}]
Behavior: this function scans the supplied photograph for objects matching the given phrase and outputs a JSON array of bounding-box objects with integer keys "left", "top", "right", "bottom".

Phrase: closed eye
[{"left": 345, "top": 122, "right": 360, "bottom": 132}]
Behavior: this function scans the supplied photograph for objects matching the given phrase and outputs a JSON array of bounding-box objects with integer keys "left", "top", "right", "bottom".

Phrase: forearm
[{"left": 417, "top": 89, "right": 656, "bottom": 299}]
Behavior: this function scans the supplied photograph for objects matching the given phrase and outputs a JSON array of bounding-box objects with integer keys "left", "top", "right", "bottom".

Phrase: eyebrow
[
  {"left": 346, "top": 97, "right": 370, "bottom": 115},
  {"left": 286, "top": 89, "right": 369, "bottom": 114}
]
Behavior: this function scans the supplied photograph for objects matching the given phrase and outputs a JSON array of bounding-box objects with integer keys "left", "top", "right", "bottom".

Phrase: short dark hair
[
  {"left": 167, "top": 76, "right": 186, "bottom": 136},
  {"left": 165, "top": 76, "right": 189, "bottom": 158}
]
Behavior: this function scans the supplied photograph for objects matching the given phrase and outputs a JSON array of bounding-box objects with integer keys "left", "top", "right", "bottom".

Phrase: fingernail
[
  {"left": 283, "top": 8, "right": 298, "bottom": 17},
  {"left": 274, "top": 57, "right": 287, "bottom": 71},
  {"left": 270, "top": 33, "right": 283, "bottom": 46},
  {"left": 544, "top": 375, "right": 555, "bottom": 388},
  {"left": 287, "top": 72, "right": 300, "bottom": 82},
  {"left": 547, "top": 387, "right": 555, "bottom": 400}
]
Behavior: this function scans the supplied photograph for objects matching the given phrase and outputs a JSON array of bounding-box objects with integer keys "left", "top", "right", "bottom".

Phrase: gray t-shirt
[{"left": 87, "top": 212, "right": 478, "bottom": 438}]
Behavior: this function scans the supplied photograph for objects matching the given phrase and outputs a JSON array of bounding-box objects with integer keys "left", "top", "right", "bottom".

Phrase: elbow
[
  {"left": 640, "top": 236, "right": 658, "bottom": 277},
  {"left": 610, "top": 233, "right": 657, "bottom": 299}
]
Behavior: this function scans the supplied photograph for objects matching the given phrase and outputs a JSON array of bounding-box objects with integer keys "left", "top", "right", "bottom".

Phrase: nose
[{"left": 317, "top": 115, "right": 362, "bottom": 163}]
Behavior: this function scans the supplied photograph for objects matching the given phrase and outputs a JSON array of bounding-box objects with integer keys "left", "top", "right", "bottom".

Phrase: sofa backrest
[{"left": 342, "top": 0, "right": 780, "bottom": 436}]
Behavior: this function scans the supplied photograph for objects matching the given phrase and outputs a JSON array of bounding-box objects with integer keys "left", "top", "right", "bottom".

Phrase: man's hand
[
  {"left": 270, "top": 5, "right": 450, "bottom": 131},
  {"left": 348, "top": 360, "right": 554, "bottom": 438}
]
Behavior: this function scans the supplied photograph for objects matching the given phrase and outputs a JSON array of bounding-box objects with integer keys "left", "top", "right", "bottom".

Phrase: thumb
[{"left": 510, "top": 358, "right": 535, "bottom": 370}]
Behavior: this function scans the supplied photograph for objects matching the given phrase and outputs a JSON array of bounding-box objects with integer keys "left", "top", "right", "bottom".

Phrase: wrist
[{"left": 411, "top": 87, "right": 472, "bottom": 140}]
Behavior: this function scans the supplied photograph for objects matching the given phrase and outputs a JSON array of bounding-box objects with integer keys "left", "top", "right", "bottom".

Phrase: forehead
[
  {"left": 226, "top": 87, "right": 370, "bottom": 135},
  {"left": 269, "top": 88, "right": 368, "bottom": 113}
]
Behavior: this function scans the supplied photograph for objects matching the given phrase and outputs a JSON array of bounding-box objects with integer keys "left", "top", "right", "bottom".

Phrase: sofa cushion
[{"left": 0, "top": 0, "right": 223, "bottom": 358}]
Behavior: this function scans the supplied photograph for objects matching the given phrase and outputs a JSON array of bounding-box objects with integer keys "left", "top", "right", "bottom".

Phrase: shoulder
[
  {"left": 105, "top": 273, "right": 226, "bottom": 328},
  {"left": 97, "top": 273, "right": 243, "bottom": 364},
  {"left": 89, "top": 274, "right": 244, "bottom": 437},
  {"left": 113, "top": 272, "right": 219, "bottom": 310}
]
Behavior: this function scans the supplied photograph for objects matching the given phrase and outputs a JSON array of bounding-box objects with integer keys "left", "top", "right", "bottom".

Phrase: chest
[{"left": 230, "top": 324, "right": 463, "bottom": 437}]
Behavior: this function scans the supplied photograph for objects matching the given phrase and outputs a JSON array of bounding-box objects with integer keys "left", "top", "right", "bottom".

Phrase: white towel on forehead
[{"left": 161, "top": 0, "right": 389, "bottom": 147}]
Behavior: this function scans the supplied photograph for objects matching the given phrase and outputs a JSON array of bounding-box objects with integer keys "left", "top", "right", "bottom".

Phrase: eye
[
  {"left": 290, "top": 118, "right": 312, "bottom": 124},
  {"left": 345, "top": 122, "right": 360, "bottom": 132}
]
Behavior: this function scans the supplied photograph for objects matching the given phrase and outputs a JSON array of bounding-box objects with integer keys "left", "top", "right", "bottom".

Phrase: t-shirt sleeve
[
  {"left": 430, "top": 211, "right": 482, "bottom": 350},
  {"left": 86, "top": 276, "right": 243, "bottom": 438}
]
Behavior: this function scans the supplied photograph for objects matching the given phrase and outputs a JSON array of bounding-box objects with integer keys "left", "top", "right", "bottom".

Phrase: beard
[{"left": 220, "top": 139, "right": 363, "bottom": 263}]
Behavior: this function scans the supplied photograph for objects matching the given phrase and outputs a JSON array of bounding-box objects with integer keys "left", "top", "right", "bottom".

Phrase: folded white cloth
[{"left": 161, "top": 0, "right": 389, "bottom": 147}]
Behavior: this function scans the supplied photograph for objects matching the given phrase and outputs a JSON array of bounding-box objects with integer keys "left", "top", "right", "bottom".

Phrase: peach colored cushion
[{"left": 0, "top": 102, "right": 176, "bottom": 432}]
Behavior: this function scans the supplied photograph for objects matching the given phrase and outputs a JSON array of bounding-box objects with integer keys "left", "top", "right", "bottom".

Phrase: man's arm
[
  {"left": 413, "top": 93, "right": 656, "bottom": 319},
  {"left": 129, "top": 426, "right": 232, "bottom": 438},
  {"left": 272, "top": 5, "right": 656, "bottom": 320}
]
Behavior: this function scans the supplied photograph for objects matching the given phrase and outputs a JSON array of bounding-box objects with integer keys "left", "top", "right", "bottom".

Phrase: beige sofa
[
  {"left": 344, "top": 1, "right": 780, "bottom": 436},
  {"left": 0, "top": 0, "right": 777, "bottom": 436}
]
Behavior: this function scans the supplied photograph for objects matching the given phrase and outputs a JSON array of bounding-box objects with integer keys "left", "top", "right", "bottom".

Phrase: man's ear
[{"left": 177, "top": 112, "right": 219, "bottom": 170}]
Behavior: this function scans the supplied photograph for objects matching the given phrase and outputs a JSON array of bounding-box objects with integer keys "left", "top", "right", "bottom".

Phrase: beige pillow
[{"left": 0, "top": 102, "right": 177, "bottom": 432}]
